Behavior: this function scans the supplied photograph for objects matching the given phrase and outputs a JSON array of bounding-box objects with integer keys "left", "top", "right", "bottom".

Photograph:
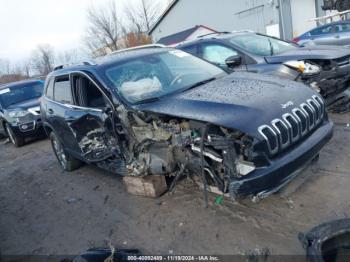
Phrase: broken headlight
[
  {"left": 284, "top": 61, "right": 321, "bottom": 76},
  {"left": 236, "top": 158, "right": 256, "bottom": 177},
  {"left": 8, "top": 110, "right": 29, "bottom": 118}
]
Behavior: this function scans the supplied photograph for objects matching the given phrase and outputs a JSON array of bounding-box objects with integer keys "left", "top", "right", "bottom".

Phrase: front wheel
[
  {"left": 50, "top": 132, "right": 82, "bottom": 171},
  {"left": 5, "top": 123, "right": 24, "bottom": 147}
]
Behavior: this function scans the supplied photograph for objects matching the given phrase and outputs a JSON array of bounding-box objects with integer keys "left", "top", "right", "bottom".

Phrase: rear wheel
[
  {"left": 5, "top": 123, "right": 24, "bottom": 147},
  {"left": 50, "top": 132, "right": 82, "bottom": 171}
]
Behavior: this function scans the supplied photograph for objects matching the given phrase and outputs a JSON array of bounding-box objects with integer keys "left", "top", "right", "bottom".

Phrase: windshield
[
  {"left": 104, "top": 50, "right": 225, "bottom": 104},
  {"left": 230, "top": 34, "right": 297, "bottom": 56},
  {"left": 0, "top": 81, "right": 44, "bottom": 108}
]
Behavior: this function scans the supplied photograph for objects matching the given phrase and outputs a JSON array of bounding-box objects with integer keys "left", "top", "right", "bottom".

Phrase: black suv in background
[
  {"left": 0, "top": 80, "right": 45, "bottom": 147},
  {"left": 176, "top": 31, "right": 350, "bottom": 105},
  {"left": 41, "top": 47, "right": 333, "bottom": 200}
]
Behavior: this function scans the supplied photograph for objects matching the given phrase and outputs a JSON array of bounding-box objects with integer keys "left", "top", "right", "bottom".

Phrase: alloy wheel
[{"left": 52, "top": 136, "right": 68, "bottom": 169}]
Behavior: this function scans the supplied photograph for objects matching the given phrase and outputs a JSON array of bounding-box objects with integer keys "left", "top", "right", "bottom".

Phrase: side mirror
[{"left": 225, "top": 55, "right": 242, "bottom": 68}]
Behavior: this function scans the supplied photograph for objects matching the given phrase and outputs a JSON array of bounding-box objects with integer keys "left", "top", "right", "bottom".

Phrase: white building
[{"left": 150, "top": 0, "right": 326, "bottom": 42}]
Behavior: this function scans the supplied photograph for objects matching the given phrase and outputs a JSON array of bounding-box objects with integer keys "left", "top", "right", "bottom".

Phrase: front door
[{"left": 66, "top": 73, "right": 118, "bottom": 162}]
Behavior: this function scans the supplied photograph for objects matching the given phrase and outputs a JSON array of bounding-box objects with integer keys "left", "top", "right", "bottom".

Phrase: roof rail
[
  {"left": 53, "top": 61, "right": 96, "bottom": 71},
  {"left": 196, "top": 32, "right": 230, "bottom": 38},
  {"left": 231, "top": 30, "right": 255, "bottom": 33},
  {"left": 108, "top": 44, "right": 166, "bottom": 56}
]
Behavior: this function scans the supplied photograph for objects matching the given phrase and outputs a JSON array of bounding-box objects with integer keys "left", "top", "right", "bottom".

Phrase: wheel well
[
  {"left": 43, "top": 124, "right": 53, "bottom": 136},
  {"left": 2, "top": 121, "right": 9, "bottom": 135}
]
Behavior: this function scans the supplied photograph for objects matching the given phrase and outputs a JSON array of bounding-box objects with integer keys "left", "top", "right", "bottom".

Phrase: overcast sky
[{"left": 0, "top": 0, "right": 167, "bottom": 62}]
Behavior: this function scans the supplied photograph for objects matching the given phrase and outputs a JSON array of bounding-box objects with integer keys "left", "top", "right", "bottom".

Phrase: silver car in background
[{"left": 293, "top": 20, "right": 350, "bottom": 46}]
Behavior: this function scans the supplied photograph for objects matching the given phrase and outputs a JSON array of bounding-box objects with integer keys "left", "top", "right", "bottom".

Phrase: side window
[
  {"left": 180, "top": 45, "right": 198, "bottom": 56},
  {"left": 335, "top": 23, "right": 350, "bottom": 32},
  {"left": 72, "top": 75, "right": 107, "bottom": 109},
  {"left": 45, "top": 78, "right": 54, "bottom": 99},
  {"left": 310, "top": 25, "right": 333, "bottom": 36},
  {"left": 53, "top": 76, "right": 73, "bottom": 104},
  {"left": 202, "top": 44, "right": 238, "bottom": 65}
]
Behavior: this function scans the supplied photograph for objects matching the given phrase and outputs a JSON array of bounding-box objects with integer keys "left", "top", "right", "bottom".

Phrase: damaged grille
[{"left": 258, "top": 95, "right": 325, "bottom": 156}]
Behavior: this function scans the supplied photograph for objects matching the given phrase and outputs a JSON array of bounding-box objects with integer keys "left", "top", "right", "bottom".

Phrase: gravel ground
[{"left": 0, "top": 113, "right": 349, "bottom": 258}]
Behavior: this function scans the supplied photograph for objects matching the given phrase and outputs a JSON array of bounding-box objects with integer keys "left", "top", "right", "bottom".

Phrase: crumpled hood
[
  {"left": 265, "top": 45, "right": 350, "bottom": 64},
  {"left": 136, "top": 72, "right": 321, "bottom": 138},
  {"left": 6, "top": 98, "right": 40, "bottom": 110}
]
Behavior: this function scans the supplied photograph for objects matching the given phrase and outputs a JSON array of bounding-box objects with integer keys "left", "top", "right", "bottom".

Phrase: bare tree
[
  {"left": 125, "top": 0, "right": 162, "bottom": 33},
  {"left": 0, "top": 58, "right": 11, "bottom": 76},
  {"left": 31, "top": 44, "right": 55, "bottom": 76},
  {"left": 56, "top": 49, "right": 79, "bottom": 65},
  {"left": 84, "top": 1, "right": 122, "bottom": 56},
  {"left": 21, "top": 59, "right": 32, "bottom": 78}
]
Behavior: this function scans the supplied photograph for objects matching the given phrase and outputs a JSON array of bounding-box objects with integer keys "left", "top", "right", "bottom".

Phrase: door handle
[
  {"left": 48, "top": 108, "right": 54, "bottom": 114},
  {"left": 335, "top": 35, "right": 340, "bottom": 38}
]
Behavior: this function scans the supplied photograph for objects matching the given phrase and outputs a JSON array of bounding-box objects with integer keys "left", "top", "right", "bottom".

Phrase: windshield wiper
[
  {"left": 134, "top": 97, "right": 160, "bottom": 105},
  {"left": 182, "top": 77, "right": 216, "bottom": 92}
]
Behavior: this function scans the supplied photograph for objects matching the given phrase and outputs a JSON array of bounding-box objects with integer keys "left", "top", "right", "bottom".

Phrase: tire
[
  {"left": 50, "top": 132, "right": 82, "bottom": 171},
  {"left": 5, "top": 123, "right": 25, "bottom": 147}
]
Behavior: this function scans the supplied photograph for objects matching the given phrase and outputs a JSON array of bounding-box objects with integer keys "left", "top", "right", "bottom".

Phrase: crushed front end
[{"left": 110, "top": 94, "right": 333, "bottom": 202}]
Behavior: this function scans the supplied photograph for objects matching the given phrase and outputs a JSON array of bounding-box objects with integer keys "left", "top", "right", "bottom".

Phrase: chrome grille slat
[
  {"left": 282, "top": 113, "right": 300, "bottom": 143},
  {"left": 271, "top": 119, "right": 290, "bottom": 149},
  {"left": 258, "top": 125, "right": 279, "bottom": 155},
  {"left": 293, "top": 108, "right": 308, "bottom": 137},
  {"left": 313, "top": 95, "right": 324, "bottom": 119},
  {"left": 258, "top": 96, "right": 325, "bottom": 156}
]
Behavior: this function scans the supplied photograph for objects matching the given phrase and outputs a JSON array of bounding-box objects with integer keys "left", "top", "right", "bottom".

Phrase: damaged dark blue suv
[{"left": 41, "top": 47, "right": 333, "bottom": 200}]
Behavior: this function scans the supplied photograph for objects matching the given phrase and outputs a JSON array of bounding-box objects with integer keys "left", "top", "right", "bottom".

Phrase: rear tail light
[{"left": 292, "top": 37, "right": 300, "bottom": 43}]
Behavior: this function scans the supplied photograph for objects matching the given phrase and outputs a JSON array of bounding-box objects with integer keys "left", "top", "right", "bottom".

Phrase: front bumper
[
  {"left": 229, "top": 120, "right": 333, "bottom": 200},
  {"left": 11, "top": 119, "right": 45, "bottom": 137}
]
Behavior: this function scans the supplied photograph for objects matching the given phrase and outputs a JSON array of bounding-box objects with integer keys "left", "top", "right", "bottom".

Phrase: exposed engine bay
[{"left": 94, "top": 105, "right": 256, "bottom": 201}]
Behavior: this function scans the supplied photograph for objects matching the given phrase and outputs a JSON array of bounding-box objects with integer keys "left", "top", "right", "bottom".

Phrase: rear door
[{"left": 48, "top": 74, "right": 82, "bottom": 155}]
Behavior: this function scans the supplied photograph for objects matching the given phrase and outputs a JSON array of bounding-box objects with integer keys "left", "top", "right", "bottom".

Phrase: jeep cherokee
[{"left": 41, "top": 47, "right": 333, "bottom": 200}]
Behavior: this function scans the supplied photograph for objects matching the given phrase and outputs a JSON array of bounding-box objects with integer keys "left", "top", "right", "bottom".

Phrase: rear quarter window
[{"left": 53, "top": 76, "right": 73, "bottom": 104}]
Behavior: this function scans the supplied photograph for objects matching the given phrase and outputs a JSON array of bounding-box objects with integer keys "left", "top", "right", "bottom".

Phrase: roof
[
  {"left": 49, "top": 46, "right": 174, "bottom": 76},
  {"left": 157, "top": 25, "right": 210, "bottom": 45},
  {"left": 149, "top": 0, "right": 179, "bottom": 34},
  {"left": 175, "top": 31, "right": 254, "bottom": 47}
]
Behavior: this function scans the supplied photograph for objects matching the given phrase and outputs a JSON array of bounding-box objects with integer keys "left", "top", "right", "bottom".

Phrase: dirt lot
[{"left": 0, "top": 113, "right": 349, "bottom": 257}]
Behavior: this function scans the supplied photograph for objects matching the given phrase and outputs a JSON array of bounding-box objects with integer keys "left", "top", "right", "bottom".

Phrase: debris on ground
[{"left": 64, "top": 197, "right": 82, "bottom": 204}]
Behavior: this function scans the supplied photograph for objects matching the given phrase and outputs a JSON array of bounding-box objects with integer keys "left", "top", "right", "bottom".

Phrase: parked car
[
  {"left": 41, "top": 47, "right": 333, "bottom": 200},
  {"left": 176, "top": 31, "right": 350, "bottom": 104},
  {"left": 0, "top": 79, "right": 45, "bottom": 147},
  {"left": 293, "top": 20, "right": 350, "bottom": 47}
]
